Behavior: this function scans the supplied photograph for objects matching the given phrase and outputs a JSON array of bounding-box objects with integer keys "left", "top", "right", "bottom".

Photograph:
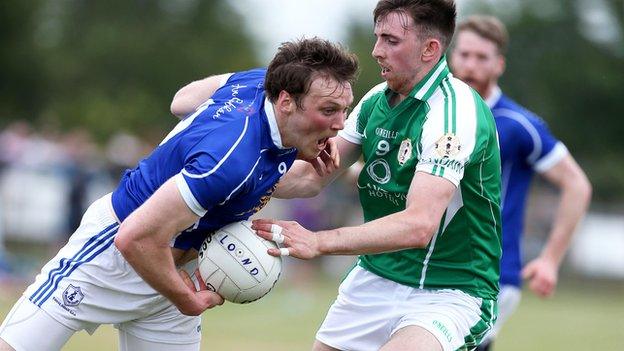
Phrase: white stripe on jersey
[
  {"left": 414, "top": 60, "right": 448, "bottom": 100},
  {"left": 494, "top": 108, "right": 543, "bottom": 165},
  {"left": 175, "top": 173, "right": 207, "bottom": 216},
  {"left": 534, "top": 142, "right": 568, "bottom": 173},
  {"left": 501, "top": 160, "right": 513, "bottom": 207},
  {"left": 416, "top": 77, "right": 477, "bottom": 186},
  {"left": 182, "top": 115, "right": 250, "bottom": 179},
  {"left": 219, "top": 149, "right": 268, "bottom": 205}
]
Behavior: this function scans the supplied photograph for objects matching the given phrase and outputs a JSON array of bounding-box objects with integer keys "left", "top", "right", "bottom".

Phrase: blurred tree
[
  {"left": 344, "top": 0, "right": 624, "bottom": 201},
  {"left": 0, "top": 0, "right": 47, "bottom": 122},
  {"left": 1, "top": 0, "right": 258, "bottom": 142}
]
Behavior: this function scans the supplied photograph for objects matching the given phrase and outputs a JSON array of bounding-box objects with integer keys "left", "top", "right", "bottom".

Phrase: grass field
[{"left": 2, "top": 278, "right": 623, "bottom": 350}]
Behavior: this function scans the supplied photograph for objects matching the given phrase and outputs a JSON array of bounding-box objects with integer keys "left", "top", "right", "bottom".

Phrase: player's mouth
[{"left": 379, "top": 64, "right": 391, "bottom": 77}]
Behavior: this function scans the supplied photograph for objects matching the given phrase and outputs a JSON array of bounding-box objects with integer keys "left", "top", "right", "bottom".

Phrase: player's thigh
[
  {"left": 380, "top": 325, "right": 443, "bottom": 351},
  {"left": 483, "top": 284, "right": 521, "bottom": 341},
  {"left": 116, "top": 299, "right": 202, "bottom": 347},
  {"left": 495, "top": 285, "right": 522, "bottom": 328},
  {"left": 0, "top": 296, "right": 75, "bottom": 351},
  {"left": 312, "top": 339, "right": 341, "bottom": 351},
  {"left": 118, "top": 329, "right": 200, "bottom": 351}
]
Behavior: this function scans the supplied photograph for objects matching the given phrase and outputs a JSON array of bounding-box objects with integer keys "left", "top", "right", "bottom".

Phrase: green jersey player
[{"left": 253, "top": 1, "right": 502, "bottom": 350}]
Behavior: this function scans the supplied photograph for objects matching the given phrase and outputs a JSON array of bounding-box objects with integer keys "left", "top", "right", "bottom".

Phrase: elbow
[
  {"left": 170, "top": 97, "right": 188, "bottom": 119},
  {"left": 579, "top": 176, "right": 593, "bottom": 207},
  {"left": 404, "top": 216, "right": 439, "bottom": 249},
  {"left": 113, "top": 231, "right": 130, "bottom": 257},
  {"left": 569, "top": 171, "right": 593, "bottom": 208},
  {"left": 114, "top": 223, "right": 138, "bottom": 259}
]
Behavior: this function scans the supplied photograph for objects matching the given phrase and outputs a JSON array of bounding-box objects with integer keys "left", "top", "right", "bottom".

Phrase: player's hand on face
[
  {"left": 521, "top": 257, "right": 558, "bottom": 298},
  {"left": 307, "top": 138, "right": 340, "bottom": 177},
  {"left": 177, "top": 269, "right": 225, "bottom": 316},
  {"left": 251, "top": 219, "right": 320, "bottom": 260}
]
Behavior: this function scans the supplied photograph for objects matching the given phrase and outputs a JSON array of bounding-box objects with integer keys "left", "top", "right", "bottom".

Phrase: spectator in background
[
  {"left": 61, "top": 129, "right": 99, "bottom": 240},
  {"left": 0, "top": 122, "right": 33, "bottom": 283},
  {"left": 450, "top": 15, "right": 592, "bottom": 350}
]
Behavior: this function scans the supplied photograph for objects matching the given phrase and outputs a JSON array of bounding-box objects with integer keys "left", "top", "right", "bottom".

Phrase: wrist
[
  {"left": 539, "top": 250, "right": 563, "bottom": 267},
  {"left": 315, "top": 230, "right": 330, "bottom": 256}
]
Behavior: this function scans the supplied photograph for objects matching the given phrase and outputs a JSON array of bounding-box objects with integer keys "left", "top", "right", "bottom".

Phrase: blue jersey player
[
  {"left": 0, "top": 38, "right": 358, "bottom": 351},
  {"left": 450, "top": 16, "right": 592, "bottom": 350}
]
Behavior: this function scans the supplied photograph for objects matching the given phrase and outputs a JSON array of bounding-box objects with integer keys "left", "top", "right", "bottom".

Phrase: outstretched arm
[
  {"left": 273, "top": 136, "right": 361, "bottom": 199},
  {"left": 522, "top": 154, "right": 592, "bottom": 297},
  {"left": 114, "top": 177, "right": 224, "bottom": 315},
  {"left": 255, "top": 171, "right": 456, "bottom": 258},
  {"left": 170, "top": 74, "right": 231, "bottom": 119}
]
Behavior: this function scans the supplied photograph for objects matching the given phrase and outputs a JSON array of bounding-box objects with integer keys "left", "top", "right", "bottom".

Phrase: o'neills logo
[{"left": 398, "top": 139, "right": 412, "bottom": 165}]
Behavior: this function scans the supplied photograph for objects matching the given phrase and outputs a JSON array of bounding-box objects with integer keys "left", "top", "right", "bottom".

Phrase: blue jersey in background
[{"left": 487, "top": 87, "right": 568, "bottom": 287}]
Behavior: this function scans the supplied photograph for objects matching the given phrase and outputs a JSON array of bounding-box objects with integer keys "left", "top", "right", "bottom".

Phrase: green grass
[{"left": 2, "top": 279, "right": 623, "bottom": 350}]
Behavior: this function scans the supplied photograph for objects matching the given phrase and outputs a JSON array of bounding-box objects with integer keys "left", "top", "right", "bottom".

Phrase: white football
[{"left": 197, "top": 220, "right": 282, "bottom": 304}]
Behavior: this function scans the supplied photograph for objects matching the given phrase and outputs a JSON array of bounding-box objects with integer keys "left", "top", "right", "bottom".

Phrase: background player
[
  {"left": 449, "top": 15, "right": 592, "bottom": 350},
  {"left": 0, "top": 38, "right": 358, "bottom": 351}
]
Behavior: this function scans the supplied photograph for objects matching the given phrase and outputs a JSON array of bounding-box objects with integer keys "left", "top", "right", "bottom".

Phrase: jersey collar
[
  {"left": 485, "top": 85, "right": 502, "bottom": 109},
  {"left": 410, "top": 55, "right": 451, "bottom": 101},
  {"left": 264, "top": 97, "right": 288, "bottom": 149}
]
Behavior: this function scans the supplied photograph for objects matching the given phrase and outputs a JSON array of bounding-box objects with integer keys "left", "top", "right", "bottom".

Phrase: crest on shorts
[
  {"left": 62, "top": 284, "right": 84, "bottom": 307},
  {"left": 435, "top": 133, "right": 461, "bottom": 158},
  {"left": 397, "top": 139, "right": 412, "bottom": 166}
]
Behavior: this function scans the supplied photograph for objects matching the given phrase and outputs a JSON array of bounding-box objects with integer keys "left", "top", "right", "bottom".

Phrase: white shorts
[
  {"left": 316, "top": 266, "right": 497, "bottom": 351},
  {"left": 0, "top": 194, "right": 202, "bottom": 350},
  {"left": 481, "top": 284, "right": 522, "bottom": 344}
]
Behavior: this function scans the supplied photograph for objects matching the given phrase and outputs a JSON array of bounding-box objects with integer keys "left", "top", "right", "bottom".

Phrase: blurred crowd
[{"left": 0, "top": 120, "right": 153, "bottom": 283}]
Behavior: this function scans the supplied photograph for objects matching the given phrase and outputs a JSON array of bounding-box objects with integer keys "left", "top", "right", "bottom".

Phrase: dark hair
[
  {"left": 265, "top": 38, "right": 359, "bottom": 108},
  {"left": 373, "top": 0, "right": 456, "bottom": 50},
  {"left": 457, "top": 15, "right": 508, "bottom": 55}
]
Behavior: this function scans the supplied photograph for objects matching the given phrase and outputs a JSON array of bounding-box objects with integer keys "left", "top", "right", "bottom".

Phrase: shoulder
[
  {"left": 341, "top": 82, "right": 387, "bottom": 142},
  {"left": 361, "top": 82, "right": 387, "bottom": 103},
  {"left": 493, "top": 95, "right": 556, "bottom": 139},
  {"left": 425, "top": 76, "right": 487, "bottom": 132},
  {"left": 427, "top": 76, "right": 479, "bottom": 114},
  {"left": 189, "top": 116, "right": 261, "bottom": 166},
  {"left": 227, "top": 68, "right": 267, "bottom": 83},
  {"left": 354, "top": 82, "right": 387, "bottom": 116}
]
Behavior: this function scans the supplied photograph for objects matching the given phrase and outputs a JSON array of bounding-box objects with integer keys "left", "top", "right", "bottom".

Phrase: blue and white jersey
[
  {"left": 111, "top": 68, "right": 297, "bottom": 251},
  {"left": 486, "top": 86, "right": 568, "bottom": 287}
]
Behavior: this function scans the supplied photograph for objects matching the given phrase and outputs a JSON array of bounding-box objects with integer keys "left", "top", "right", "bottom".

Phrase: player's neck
[{"left": 481, "top": 83, "right": 497, "bottom": 101}]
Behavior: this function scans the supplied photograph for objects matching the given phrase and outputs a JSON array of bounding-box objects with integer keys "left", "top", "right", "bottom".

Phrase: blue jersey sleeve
[
  {"left": 528, "top": 116, "right": 568, "bottom": 172},
  {"left": 496, "top": 106, "right": 567, "bottom": 172},
  {"left": 174, "top": 116, "right": 256, "bottom": 216}
]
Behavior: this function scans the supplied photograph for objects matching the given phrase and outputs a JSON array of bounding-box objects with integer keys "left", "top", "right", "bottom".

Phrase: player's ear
[
  {"left": 422, "top": 38, "right": 441, "bottom": 63},
  {"left": 495, "top": 54, "right": 506, "bottom": 77},
  {"left": 276, "top": 90, "right": 295, "bottom": 115}
]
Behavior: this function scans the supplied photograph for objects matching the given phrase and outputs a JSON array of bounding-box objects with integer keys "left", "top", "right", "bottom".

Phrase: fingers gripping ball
[{"left": 198, "top": 221, "right": 282, "bottom": 304}]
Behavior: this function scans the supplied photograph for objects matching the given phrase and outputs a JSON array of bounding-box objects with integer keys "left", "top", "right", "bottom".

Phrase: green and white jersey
[{"left": 339, "top": 57, "right": 502, "bottom": 300}]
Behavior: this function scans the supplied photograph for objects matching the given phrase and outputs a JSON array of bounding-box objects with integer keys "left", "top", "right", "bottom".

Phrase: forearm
[
  {"left": 273, "top": 161, "right": 335, "bottom": 199},
  {"left": 317, "top": 210, "right": 435, "bottom": 255},
  {"left": 541, "top": 176, "right": 592, "bottom": 265},
  {"left": 118, "top": 236, "right": 192, "bottom": 306},
  {"left": 170, "top": 74, "right": 229, "bottom": 118}
]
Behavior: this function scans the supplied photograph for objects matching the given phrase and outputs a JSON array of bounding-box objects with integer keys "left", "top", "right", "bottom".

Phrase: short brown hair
[
  {"left": 265, "top": 38, "right": 359, "bottom": 108},
  {"left": 373, "top": 0, "right": 457, "bottom": 50},
  {"left": 457, "top": 15, "right": 508, "bottom": 54}
]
